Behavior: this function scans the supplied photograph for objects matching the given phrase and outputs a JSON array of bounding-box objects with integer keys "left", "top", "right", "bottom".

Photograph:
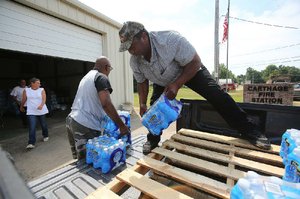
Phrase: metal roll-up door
[{"left": 0, "top": 0, "right": 102, "bottom": 62}]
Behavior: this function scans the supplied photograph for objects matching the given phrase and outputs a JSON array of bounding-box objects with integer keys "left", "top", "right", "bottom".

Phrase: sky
[{"left": 78, "top": 0, "right": 300, "bottom": 76}]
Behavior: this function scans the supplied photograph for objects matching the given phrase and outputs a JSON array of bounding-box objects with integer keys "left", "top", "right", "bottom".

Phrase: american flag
[{"left": 222, "top": 12, "right": 228, "bottom": 43}]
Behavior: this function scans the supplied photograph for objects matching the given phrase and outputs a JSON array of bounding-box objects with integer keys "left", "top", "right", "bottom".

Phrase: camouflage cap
[{"left": 119, "top": 21, "right": 144, "bottom": 52}]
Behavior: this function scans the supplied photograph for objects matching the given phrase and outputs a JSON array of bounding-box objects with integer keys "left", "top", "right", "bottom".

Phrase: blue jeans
[{"left": 28, "top": 115, "right": 48, "bottom": 145}]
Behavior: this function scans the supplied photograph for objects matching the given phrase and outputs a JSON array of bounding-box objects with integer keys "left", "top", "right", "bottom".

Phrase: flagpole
[
  {"left": 214, "top": 0, "right": 220, "bottom": 83},
  {"left": 225, "top": 0, "right": 230, "bottom": 92}
]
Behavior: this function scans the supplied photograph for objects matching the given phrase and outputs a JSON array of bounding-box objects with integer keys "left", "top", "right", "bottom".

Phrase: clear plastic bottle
[
  {"left": 101, "top": 147, "right": 111, "bottom": 174},
  {"left": 92, "top": 143, "right": 101, "bottom": 169},
  {"left": 141, "top": 106, "right": 163, "bottom": 135},
  {"left": 141, "top": 94, "right": 182, "bottom": 136},
  {"left": 89, "top": 135, "right": 127, "bottom": 174},
  {"left": 283, "top": 147, "right": 300, "bottom": 183},
  {"left": 118, "top": 110, "right": 131, "bottom": 128},
  {"left": 231, "top": 171, "right": 300, "bottom": 199},
  {"left": 103, "top": 111, "right": 130, "bottom": 134},
  {"left": 280, "top": 129, "right": 300, "bottom": 165},
  {"left": 231, "top": 179, "right": 256, "bottom": 199},
  {"left": 102, "top": 111, "right": 131, "bottom": 146},
  {"left": 85, "top": 139, "right": 94, "bottom": 164},
  {"left": 104, "top": 116, "right": 118, "bottom": 133}
]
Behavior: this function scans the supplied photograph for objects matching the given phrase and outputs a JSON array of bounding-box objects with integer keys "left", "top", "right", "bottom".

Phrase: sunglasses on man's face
[{"left": 106, "top": 64, "right": 113, "bottom": 71}]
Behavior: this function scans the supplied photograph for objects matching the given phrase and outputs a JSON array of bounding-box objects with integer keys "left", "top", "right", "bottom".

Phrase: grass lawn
[
  {"left": 133, "top": 86, "right": 244, "bottom": 107},
  {"left": 133, "top": 85, "right": 300, "bottom": 107}
]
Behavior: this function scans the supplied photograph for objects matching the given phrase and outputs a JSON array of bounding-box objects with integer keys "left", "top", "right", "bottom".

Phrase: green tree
[
  {"left": 212, "top": 63, "right": 237, "bottom": 82},
  {"left": 245, "top": 67, "right": 264, "bottom": 83},
  {"left": 236, "top": 74, "right": 246, "bottom": 84},
  {"left": 261, "top": 64, "right": 278, "bottom": 81},
  {"left": 287, "top": 66, "right": 300, "bottom": 82},
  {"left": 261, "top": 65, "right": 300, "bottom": 82}
]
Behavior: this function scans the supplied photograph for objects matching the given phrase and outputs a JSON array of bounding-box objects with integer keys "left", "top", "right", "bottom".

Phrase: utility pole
[
  {"left": 225, "top": 0, "right": 230, "bottom": 92},
  {"left": 214, "top": 0, "right": 220, "bottom": 83}
]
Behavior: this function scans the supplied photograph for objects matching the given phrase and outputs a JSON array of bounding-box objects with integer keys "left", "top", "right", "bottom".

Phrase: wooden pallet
[{"left": 86, "top": 128, "right": 283, "bottom": 199}]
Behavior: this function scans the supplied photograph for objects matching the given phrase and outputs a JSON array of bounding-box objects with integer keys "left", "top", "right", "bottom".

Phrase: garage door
[{"left": 0, "top": 0, "right": 102, "bottom": 62}]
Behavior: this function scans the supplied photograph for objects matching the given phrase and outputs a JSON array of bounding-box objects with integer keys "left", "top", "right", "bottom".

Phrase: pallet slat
[
  {"left": 152, "top": 147, "right": 246, "bottom": 180},
  {"left": 86, "top": 129, "right": 283, "bottom": 199},
  {"left": 88, "top": 152, "right": 165, "bottom": 198},
  {"left": 137, "top": 156, "right": 231, "bottom": 199},
  {"left": 85, "top": 186, "right": 122, "bottom": 199},
  {"left": 178, "top": 128, "right": 280, "bottom": 154},
  {"left": 172, "top": 134, "right": 282, "bottom": 166},
  {"left": 163, "top": 140, "right": 284, "bottom": 177},
  {"left": 227, "top": 150, "right": 235, "bottom": 186},
  {"left": 116, "top": 168, "right": 193, "bottom": 199}
]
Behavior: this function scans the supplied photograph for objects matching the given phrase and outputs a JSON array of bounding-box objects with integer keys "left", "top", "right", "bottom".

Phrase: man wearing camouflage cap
[{"left": 119, "top": 21, "right": 271, "bottom": 154}]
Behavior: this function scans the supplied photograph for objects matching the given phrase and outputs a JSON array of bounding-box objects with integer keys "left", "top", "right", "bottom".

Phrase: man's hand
[
  {"left": 164, "top": 82, "right": 180, "bottom": 100},
  {"left": 20, "top": 106, "right": 25, "bottom": 112},
  {"left": 119, "top": 125, "right": 131, "bottom": 138},
  {"left": 139, "top": 104, "right": 147, "bottom": 117}
]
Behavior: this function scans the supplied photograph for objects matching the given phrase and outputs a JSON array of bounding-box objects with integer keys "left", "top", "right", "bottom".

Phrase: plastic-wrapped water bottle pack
[
  {"left": 279, "top": 129, "right": 300, "bottom": 183},
  {"left": 86, "top": 135, "right": 126, "bottom": 174},
  {"left": 141, "top": 93, "right": 182, "bottom": 136},
  {"left": 231, "top": 171, "right": 300, "bottom": 199},
  {"left": 102, "top": 110, "right": 131, "bottom": 146}
]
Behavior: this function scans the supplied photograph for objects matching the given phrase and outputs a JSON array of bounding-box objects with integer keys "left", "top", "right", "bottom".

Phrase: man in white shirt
[{"left": 10, "top": 79, "right": 27, "bottom": 126}]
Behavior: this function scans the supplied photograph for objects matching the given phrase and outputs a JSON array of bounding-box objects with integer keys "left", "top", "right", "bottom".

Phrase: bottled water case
[
  {"left": 86, "top": 135, "right": 126, "bottom": 174},
  {"left": 141, "top": 93, "right": 182, "bottom": 136}
]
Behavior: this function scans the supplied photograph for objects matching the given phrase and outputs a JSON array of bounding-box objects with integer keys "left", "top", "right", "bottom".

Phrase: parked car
[{"left": 294, "top": 83, "right": 300, "bottom": 101}]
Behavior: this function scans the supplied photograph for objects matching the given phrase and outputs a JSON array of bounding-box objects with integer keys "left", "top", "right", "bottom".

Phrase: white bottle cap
[
  {"left": 237, "top": 178, "right": 250, "bottom": 191},
  {"left": 247, "top": 171, "right": 259, "bottom": 179},
  {"left": 292, "top": 147, "right": 300, "bottom": 156}
]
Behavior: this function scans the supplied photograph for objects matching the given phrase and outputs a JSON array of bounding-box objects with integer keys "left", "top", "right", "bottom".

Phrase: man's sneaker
[
  {"left": 26, "top": 144, "right": 35, "bottom": 149},
  {"left": 242, "top": 131, "right": 271, "bottom": 150},
  {"left": 43, "top": 137, "right": 49, "bottom": 142},
  {"left": 143, "top": 141, "right": 158, "bottom": 155}
]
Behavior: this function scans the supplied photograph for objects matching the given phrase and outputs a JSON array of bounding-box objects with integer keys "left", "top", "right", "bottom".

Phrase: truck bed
[
  {"left": 86, "top": 129, "right": 283, "bottom": 199},
  {"left": 3, "top": 130, "right": 283, "bottom": 199},
  {"left": 6, "top": 99, "right": 298, "bottom": 199}
]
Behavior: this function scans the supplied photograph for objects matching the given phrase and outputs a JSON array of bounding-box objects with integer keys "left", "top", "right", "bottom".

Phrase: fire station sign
[{"left": 243, "top": 84, "right": 294, "bottom": 106}]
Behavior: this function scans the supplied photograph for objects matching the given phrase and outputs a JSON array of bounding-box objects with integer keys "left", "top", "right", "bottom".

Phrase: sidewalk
[{"left": 0, "top": 107, "right": 176, "bottom": 182}]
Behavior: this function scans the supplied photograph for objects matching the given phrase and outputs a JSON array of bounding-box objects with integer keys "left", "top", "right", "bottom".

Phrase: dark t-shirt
[{"left": 94, "top": 73, "right": 113, "bottom": 93}]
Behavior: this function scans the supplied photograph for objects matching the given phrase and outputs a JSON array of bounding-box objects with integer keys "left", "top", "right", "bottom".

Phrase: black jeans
[
  {"left": 147, "top": 66, "right": 255, "bottom": 144},
  {"left": 20, "top": 106, "right": 27, "bottom": 126}
]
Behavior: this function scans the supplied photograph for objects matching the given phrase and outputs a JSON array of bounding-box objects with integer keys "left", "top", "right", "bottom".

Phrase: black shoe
[
  {"left": 143, "top": 141, "right": 158, "bottom": 155},
  {"left": 242, "top": 131, "right": 271, "bottom": 150}
]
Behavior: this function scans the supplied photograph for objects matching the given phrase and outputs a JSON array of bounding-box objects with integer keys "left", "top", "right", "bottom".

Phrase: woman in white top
[{"left": 20, "top": 77, "right": 49, "bottom": 149}]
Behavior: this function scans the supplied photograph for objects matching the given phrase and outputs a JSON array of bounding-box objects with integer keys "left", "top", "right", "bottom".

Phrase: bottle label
[
  {"left": 148, "top": 114, "right": 163, "bottom": 126},
  {"left": 284, "top": 161, "right": 300, "bottom": 182},
  {"left": 281, "top": 138, "right": 290, "bottom": 153},
  {"left": 264, "top": 181, "right": 283, "bottom": 196},
  {"left": 291, "top": 160, "right": 300, "bottom": 182}
]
